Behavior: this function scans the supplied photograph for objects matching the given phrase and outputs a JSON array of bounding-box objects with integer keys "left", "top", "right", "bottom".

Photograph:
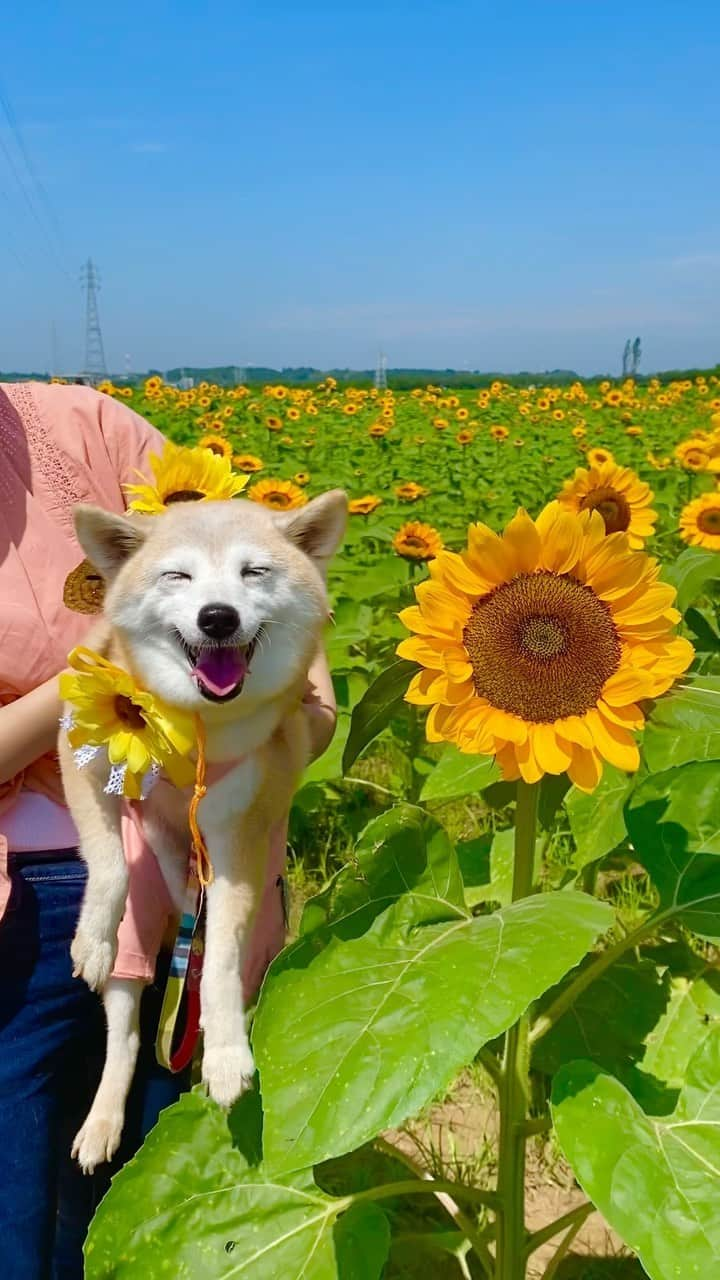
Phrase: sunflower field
[{"left": 85, "top": 372, "right": 720, "bottom": 1280}]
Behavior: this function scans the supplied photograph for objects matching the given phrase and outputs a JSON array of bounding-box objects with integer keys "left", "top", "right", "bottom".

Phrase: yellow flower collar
[{"left": 60, "top": 647, "right": 196, "bottom": 800}]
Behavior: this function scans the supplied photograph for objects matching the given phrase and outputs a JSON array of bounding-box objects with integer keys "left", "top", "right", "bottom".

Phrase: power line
[
  {"left": 0, "top": 78, "right": 68, "bottom": 255},
  {"left": 0, "top": 75, "right": 72, "bottom": 281}
]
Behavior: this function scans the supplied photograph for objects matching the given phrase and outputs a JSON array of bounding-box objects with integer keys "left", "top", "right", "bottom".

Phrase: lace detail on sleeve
[{"left": 2, "top": 383, "right": 83, "bottom": 527}]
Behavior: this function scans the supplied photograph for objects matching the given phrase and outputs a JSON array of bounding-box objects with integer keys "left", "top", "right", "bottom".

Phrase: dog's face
[{"left": 72, "top": 492, "right": 346, "bottom": 712}]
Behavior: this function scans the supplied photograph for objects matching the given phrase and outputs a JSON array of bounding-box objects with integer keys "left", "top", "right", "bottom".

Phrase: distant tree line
[{"left": 4, "top": 360, "right": 720, "bottom": 390}]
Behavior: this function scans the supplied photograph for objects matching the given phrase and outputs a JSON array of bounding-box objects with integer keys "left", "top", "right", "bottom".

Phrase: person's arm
[
  {"left": 0, "top": 675, "right": 63, "bottom": 786},
  {"left": 302, "top": 644, "right": 337, "bottom": 762}
]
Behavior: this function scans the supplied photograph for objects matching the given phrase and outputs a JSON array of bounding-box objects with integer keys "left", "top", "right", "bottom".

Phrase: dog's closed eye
[
  {"left": 161, "top": 570, "right": 193, "bottom": 583},
  {"left": 240, "top": 565, "right": 271, "bottom": 579}
]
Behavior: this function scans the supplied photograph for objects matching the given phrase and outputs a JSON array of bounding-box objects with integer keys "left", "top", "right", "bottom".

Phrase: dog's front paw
[
  {"left": 71, "top": 930, "right": 116, "bottom": 991},
  {"left": 72, "top": 1112, "right": 123, "bottom": 1174},
  {"left": 202, "top": 1043, "right": 256, "bottom": 1109}
]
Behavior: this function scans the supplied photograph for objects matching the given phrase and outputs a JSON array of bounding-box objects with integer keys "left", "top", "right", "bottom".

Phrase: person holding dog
[{"left": 0, "top": 379, "right": 337, "bottom": 1280}]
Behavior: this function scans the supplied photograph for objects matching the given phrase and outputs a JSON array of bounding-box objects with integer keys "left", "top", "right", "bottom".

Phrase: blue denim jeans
[{"left": 0, "top": 852, "right": 190, "bottom": 1280}]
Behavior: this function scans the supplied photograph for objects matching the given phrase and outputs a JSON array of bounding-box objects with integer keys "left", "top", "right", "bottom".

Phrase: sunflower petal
[
  {"left": 585, "top": 708, "right": 640, "bottom": 772},
  {"left": 566, "top": 746, "right": 603, "bottom": 792},
  {"left": 502, "top": 509, "right": 542, "bottom": 574},
  {"left": 531, "top": 723, "right": 573, "bottom": 774}
]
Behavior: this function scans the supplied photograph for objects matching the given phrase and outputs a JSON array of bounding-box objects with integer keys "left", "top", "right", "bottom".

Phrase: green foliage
[
  {"left": 342, "top": 660, "right": 418, "bottom": 772},
  {"left": 626, "top": 761, "right": 720, "bottom": 859},
  {"left": 254, "top": 820, "right": 611, "bottom": 1172},
  {"left": 642, "top": 676, "right": 720, "bottom": 770},
  {"left": 418, "top": 745, "right": 500, "bottom": 802},
  {"left": 664, "top": 546, "right": 720, "bottom": 613},
  {"left": 565, "top": 764, "right": 634, "bottom": 868},
  {"left": 85, "top": 1091, "right": 390, "bottom": 1280},
  {"left": 534, "top": 957, "right": 670, "bottom": 1080},
  {"left": 552, "top": 1028, "right": 720, "bottom": 1280}
]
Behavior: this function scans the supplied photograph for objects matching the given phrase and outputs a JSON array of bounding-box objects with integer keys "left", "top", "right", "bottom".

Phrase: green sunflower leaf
[{"left": 552, "top": 1027, "right": 720, "bottom": 1280}]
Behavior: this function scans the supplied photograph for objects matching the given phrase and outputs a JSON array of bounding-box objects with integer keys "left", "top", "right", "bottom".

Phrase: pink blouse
[{"left": 0, "top": 382, "right": 287, "bottom": 992}]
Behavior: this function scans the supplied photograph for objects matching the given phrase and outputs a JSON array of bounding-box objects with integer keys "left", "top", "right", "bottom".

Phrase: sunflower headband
[{"left": 63, "top": 443, "right": 250, "bottom": 615}]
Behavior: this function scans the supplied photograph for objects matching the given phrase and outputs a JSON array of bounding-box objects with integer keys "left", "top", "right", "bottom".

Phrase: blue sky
[{"left": 2, "top": 0, "right": 719, "bottom": 375}]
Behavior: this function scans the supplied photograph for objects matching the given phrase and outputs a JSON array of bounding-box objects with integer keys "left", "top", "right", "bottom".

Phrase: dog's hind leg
[
  {"left": 199, "top": 812, "right": 270, "bottom": 1109},
  {"left": 72, "top": 978, "right": 143, "bottom": 1174}
]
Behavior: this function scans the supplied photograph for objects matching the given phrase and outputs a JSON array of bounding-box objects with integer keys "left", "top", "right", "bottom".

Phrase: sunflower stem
[{"left": 495, "top": 778, "right": 540, "bottom": 1280}]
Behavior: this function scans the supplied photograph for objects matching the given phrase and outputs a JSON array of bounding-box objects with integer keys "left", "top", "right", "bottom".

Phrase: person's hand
[{"left": 302, "top": 689, "right": 337, "bottom": 763}]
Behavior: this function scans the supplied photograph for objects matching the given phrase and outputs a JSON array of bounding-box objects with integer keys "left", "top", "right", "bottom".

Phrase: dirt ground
[{"left": 389, "top": 1075, "right": 645, "bottom": 1279}]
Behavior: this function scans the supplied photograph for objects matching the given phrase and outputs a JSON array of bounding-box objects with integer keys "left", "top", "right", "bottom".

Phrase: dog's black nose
[{"left": 197, "top": 603, "right": 240, "bottom": 640}]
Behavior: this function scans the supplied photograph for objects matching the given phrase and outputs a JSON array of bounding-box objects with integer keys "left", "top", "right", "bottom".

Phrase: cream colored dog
[{"left": 58, "top": 491, "right": 346, "bottom": 1172}]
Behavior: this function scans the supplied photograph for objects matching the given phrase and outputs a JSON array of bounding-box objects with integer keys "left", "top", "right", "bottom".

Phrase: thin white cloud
[{"left": 668, "top": 252, "right": 720, "bottom": 271}]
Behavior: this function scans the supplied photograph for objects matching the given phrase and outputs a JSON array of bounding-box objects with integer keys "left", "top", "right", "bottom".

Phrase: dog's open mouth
[{"left": 176, "top": 636, "right": 257, "bottom": 703}]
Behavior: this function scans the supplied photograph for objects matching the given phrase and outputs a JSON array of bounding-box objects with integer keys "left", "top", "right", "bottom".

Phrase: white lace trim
[
  {"left": 68, "top": 733, "right": 162, "bottom": 799},
  {"left": 74, "top": 744, "right": 101, "bottom": 769},
  {"left": 104, "top": 762, "right": 127, "bottom": 796}
]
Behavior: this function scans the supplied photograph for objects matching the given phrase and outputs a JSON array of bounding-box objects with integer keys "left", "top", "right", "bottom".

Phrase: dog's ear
[
  {"left": 274, "top": 489, "right": 347, "bottom": 565},
  {"left": 72, "top": 505, "right": 149, "bottom": 578}
]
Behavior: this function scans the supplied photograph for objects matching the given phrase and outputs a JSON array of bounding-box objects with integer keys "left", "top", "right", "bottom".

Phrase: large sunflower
[
  {"left": 397, "top": 503, "right": 693, "bottom": 791},
  {"left": 679, "top": 492, "right": 720, "bottom": 550},
  {"left": 124, "top": 442, "right": 248, "bottom": 514},
  {"left": 558, "top": 459, "right": 656, "bottom": 547},
  {"left": 248, "top": 477, "right": 308, "bottom": 511},
  {"left": 60, "top": 647, "right": 196, "bottom": 799}
]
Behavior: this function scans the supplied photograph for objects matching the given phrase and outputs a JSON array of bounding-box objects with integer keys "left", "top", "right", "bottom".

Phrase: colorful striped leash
[{"left": 156, "top": 715, "right": 214, "bottom": 1072}]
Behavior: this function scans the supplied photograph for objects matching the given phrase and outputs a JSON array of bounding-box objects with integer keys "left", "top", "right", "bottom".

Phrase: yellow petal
[
  {"left": 585, "top": 708, "right": 640, "bottom": 772},
  {"left": 482, "top": 706, "right": 528, "bottom": 745},
  {"left": 108, "top": 731, "right": 131, "bottom": 765},
  {"left": 404, "top": 670, "right": 441, "bottom": 705},
  {"left": 495, "top": 743, "right": 521, "bottom": 781},
  {"left": 601, "top": 667, "right": 656, "bottom": 705},
  {"left": 465, "top": 523, "right": 516, "bottom": 583},
  {"left": 433, "top": 550, "right": 492, "bottom": 596},
  {"left": 126, "top": 733, "right": 152, "bottom": 776},
  {"left": 396, "top": 636, "right": 446, "bottom": 669},
  {"left": 502, "top": 509, "right": 541, "bottom": 574},
  {"left": 598, "top": 699, "right": 644, "bottom": 730},
  {"left": 531, "top": 723, "right": 573, "bottom": 774},
  {"left": 538, "top": 511, "right": 584, "bottom": 574},
  {"left": 612, "top": 583, "right": 677, "bottom": 626},
  {"left": 555, "top": 715, "right": 594, "bottom": 748},
  {"left": 566, "top": 746, "right": 603, "bottom": 792},
  {"left": 515, "top": 736, "right": 543, "bottom": 783}
]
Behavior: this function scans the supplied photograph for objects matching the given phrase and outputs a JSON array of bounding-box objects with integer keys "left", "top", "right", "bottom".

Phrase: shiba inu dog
[{"left": 58, "top": 491, "right": 346, "bottom": 1172}]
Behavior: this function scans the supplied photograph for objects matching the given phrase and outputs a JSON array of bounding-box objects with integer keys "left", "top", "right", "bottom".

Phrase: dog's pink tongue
[{"left": 193, "top": 647, "right": 248, "bottom": 696}]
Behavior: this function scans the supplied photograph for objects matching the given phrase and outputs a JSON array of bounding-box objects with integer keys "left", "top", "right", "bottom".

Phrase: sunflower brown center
[
  {"left": 463, "top": 571, "right": 621, "bottom": 722},
  {"left": 579, "top": 486, "right": 631, "bottom": 534},
  {"left": 267, "top": 493, "right": 292, "bottom": 509},
  {"left": 698, "top": 507, "right": 720, "bottom": 534},
  {"left": 164, "top": 489, "right": 206, "bottom": 504},
  {"left": 114, "top": 695, "right": 146, "bottom": 731}
]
